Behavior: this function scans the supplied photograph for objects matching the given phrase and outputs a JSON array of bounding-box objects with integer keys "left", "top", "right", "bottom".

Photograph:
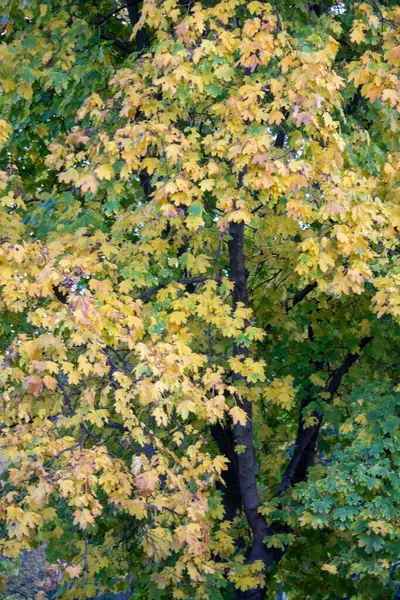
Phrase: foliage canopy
[{"left": 1, "top": 1, "right": 400, "bottom": 599}]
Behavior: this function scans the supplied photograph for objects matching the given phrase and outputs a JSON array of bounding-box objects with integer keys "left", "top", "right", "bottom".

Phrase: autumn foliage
[{"left": 1, "top": 0, "right": 400, "bottom": 598}]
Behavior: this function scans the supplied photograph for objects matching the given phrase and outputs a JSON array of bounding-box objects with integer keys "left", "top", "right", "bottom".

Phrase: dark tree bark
[
  {"left": 126, "top": 0, "right": 149, "bottom": 50},
  {"left": 228, "top": 221, "right": 282, "bottom": 600},
  {"left": 211, "top": 422, "right": 242, "bottom": 520},
  {"left": 226, "top": 220, "right": 372, "bottom": 599},
  {"left": 278, "top": 336, "right": 372, "bottom": 495}
]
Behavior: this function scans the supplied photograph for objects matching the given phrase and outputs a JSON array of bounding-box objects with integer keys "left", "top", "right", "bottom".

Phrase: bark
[
  {"left": 211, "top": 422, "right": 242, "bottom": 520},
  {"left": 228, "top": 222, "right": 261, "bottom": 533},
  {"left": 126, "top": 0, "right": 148, "bottom": 50},
  {"left": 226, "top": 221, "right": 372, "bottom": 599},
  {"left": 285, "top": 282, "right": 317, "bottom": 313},
  {"left": 278, "top": 336, "right": 372, "bottom": 495},
  {"left": 228, "top": 221, "right": 281, "bottom": 600}
]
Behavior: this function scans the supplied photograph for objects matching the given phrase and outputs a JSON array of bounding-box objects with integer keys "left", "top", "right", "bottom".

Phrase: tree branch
[
  {"left": 285, "top": 281, "right": 317, "bottom": 313},
  {"left": 53, "top": 276, "right": 222, "bottom": 306},
  {"left": 211, "top": 422, "right": 242, "bottom": 521},
  {"left": 228, "top": 221, "right": 280, "bottom": 590},
  {"left": 100, "top": 32, "right": 135, "bottom": 54},
  {"left": 100, "top": 2, "right": 139, "bottom": 24},
  {"left": 277, "top": 335, "right": 372, "bottom": 495},
  {"left": 138, "top": 276, "right": 222, "bottom": 300},
  {"left": 126, "top": 0, "right": 149, "bottom": 50}
]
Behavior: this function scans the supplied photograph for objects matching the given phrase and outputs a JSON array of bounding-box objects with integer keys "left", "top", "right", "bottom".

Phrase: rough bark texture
[{"left": 228, "top": 221, "right": 282, "bottom": 600}]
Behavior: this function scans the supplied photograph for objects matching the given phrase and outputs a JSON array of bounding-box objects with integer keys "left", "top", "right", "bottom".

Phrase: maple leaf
[
  {"left": 319, "top": 252, "right": 335, "bottom": 273},
  {"left": 350, "top": 26, "right": 366, "bottom": 44},
  {"left": 73, "top": 295, "right": 94, "bottom": 317},
  {"left": 95, "top": 164, "right": 115, "bottom": 180},
  {"left": 43, "top": 375, "right": 57, "bottom": 391},
  {"left": 59, "top": 479, "right": 75, "bottom": 497},
  {"left": 0, "top": 119, "right": 12, "bottom": 144},
  {"left": 65, "top": 564, "right": 83, "bottom": 578},
  {"left": 73, "top": 509, "right": 96, "bottom": 529},
  {"left": 381, "top": 89, "right": 399, "bottom": 107},
  {"left": 165, "top": 144, "right": 183, "bottom": 163},
  {"left": 23, "top": 376, "right": 43, "bottom": 397},
  {"left": 58, "top": 168, "right": 79, "bottom": 183},
  {"left": 135, "top": 470, "right": 158, "bottom": 493},
  {"left": 78, "top": 174, "right": 98, "bottom": 194},
  {"left": 213, "top": 455, "right": 229, "bottom": 474},
  {"left": 215, "top": 64, "right": 235, "bottom": 82},
  {"left": 321, "top": 564, "right": 338, "bottom": 574},
  {"left": 230, "top": 406, "right": 247, "bottom": 426}
]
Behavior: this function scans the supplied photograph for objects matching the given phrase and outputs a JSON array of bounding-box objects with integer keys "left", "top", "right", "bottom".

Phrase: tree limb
[
  {"left": 138, "top": 276, "right": 222, "bottom": 300},
  {"left": 126, "top": 0, "right": 149, "bottom": 50},
  {"left": 277, "top": 335, "right": 372, "bottom": 495},
  {"left": 285, "top": 281, "right": 317, "bottom": 313},
  {"left": 100, "top": 32, "right": 135, "bottom": 54}
]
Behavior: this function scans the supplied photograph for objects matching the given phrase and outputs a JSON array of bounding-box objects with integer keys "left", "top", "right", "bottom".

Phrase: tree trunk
[{"left": 228, "top": 221, "right": 273, "bottom": 600}]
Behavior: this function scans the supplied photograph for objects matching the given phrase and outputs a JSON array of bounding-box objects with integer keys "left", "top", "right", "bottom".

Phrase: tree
[{"left": 0, "top": 0, "right": 400, "bottom": 598}]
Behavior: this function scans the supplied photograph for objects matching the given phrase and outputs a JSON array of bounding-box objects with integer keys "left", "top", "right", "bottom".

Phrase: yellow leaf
[
  {"left": 42, "top": 507, "right": 57, "bottom": 523},
  {"left": 215, "top": 64, "right": 235, "bottom": 82},
  {"left": 142, "top": 157, "right": 159, "bottom": 174},
  {"left": 59, "top": 479, "right": 75, "bottom": 496},
  {"left": 319, "top": 252, "right": 335, "bottom": 273},
  {"left": 58, "top": 168, "right": 79, "bottom": 183},
  {"left": 43, "top": 375, "right": 57, "bottom": 391},
  {"left": 78, "top": 174, "right": 98, "bottom": 194},
  {"left": 152, "top": 406, "right": 168, "bottom": 426},
  {"left": 18, "top": 83, "right": 33, "bottom": 100},
  {"left": 192, "top": 254, "right": 210, "bottom": 274},
  {"left": 165, "top": 144, "right": 183, "bottom": 163},
  {"left": 65, "top": 564, "right": 83, "bottom": 578},
  {"left": 68, "top": 370, "right": 81, "bottom": 385},
  {"left": 7, "top": 244, "right": 26, "bottom": 264},
  {"left": 268, "top": 110, "right": 284, "bottom": 125},
  {"left": 350, "top": 26, "right": 365, "bottom": 44},
  {"left": 381, "top": 89, "right": 399, "bottom": 107},
  {"left": 177, "top": 400, "right": 196, "bottom": 420},
  {"left": 135, "top": 470, "right": 158, "bottom": 492},
  {"left": 0, "top": 120, "right": 12, "bottom": 144},
  {"left": 230, "top": 406, "right": 247, "bottom": 426},
  {"left": 321, "top": 563, "right": 338, "bottom": 574},
  {"left": 95, "top": 164, "right": 115, "bottom": 180},
  {"left": 355, "top": 413, "right": 368, "bottom": 426},
  {"left": 73, "top": 509, "right": 95, "bottom": 529},
  {"left": 213, "top": 455, "right": 229, "bottom": 474},
  {"left": 199, "top": 179, "right": 214, "bottom": 192}
]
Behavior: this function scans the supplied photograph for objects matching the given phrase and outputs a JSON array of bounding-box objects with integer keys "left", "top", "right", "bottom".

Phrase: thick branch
[
  {"left": 228, "top": 223, "right": 258, "bottom": 530},
  {"left": 126, "top": 0, "right": 149, "bottom": 50},
  {"left": 211, "top": 422, "right": 242, "bottom": 520},
  {"left": 277, "top": 336, "right": 372, "bottom": 495},
  {"left": 285, "top": 281, "right": 317, "bottom": 313},
  {"left": 100, "top": 32, "right": 134, "bottom": 54},
  {"left": 138, "top": 276, "right": 222, "bottom": 300},
  {"left": 139, "top": 169, "right": 153, "bottom": 202},
  {"left": 100, "top": 2, "right": 140, "bottom": 23},
  {"left": 228, "top": 222, "right": 280, "bottom": 590}
]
